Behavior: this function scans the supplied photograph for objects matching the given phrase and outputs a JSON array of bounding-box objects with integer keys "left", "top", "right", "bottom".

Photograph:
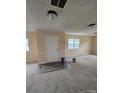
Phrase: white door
[{"left": 46, "top": 36, "right": 58, "bottom": 62}]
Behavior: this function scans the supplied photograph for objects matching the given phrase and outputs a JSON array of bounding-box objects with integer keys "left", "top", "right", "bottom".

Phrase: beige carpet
[{"left": 26, "top": 55, "right": 97, "bottom": 93}]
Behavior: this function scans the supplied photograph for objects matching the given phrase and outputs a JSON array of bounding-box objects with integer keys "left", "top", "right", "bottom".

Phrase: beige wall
[
  {"left": 91, "top": 36, "right": 97, "bottom": 55},
  {"left": 26, "top": 30, "right": 65, "bottom": 63},
  {"left": 26, "top": 31, "right": 97, "bottom": 63},
  {"left": 65, "top": 34, "right": 92, "bottom": 57},
  {"left": 37, "top": 30, "right": 65, "bottom": 64},
  {"left": 26, "top": 31, "right": 38, "bottom": 63}
]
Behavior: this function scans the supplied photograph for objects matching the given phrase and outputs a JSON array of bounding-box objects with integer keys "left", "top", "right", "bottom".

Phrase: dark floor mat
[{"left": 38, "top": 62, "right": 71, "bottom": 74}]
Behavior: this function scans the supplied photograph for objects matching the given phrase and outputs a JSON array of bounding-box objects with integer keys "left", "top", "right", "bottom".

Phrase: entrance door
[{"left": 46, "top": 36, "right": 58, "bottom": 62}]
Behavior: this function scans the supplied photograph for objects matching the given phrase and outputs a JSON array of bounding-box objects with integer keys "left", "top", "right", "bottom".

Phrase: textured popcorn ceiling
[{"left": 26, "top": 0, "right": 97, "bottom": 35}]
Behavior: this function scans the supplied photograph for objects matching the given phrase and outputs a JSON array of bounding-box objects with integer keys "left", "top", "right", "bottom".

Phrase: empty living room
[
  {"left": 26, "top": 0, "right": 97, "bottom": 93},
  {"left": 2, "top": 0, "right": 124, "bottom": 93}
]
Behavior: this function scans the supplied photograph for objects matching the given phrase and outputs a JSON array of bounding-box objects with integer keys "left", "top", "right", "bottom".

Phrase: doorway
[{"left": 46, "top": 36, "right": 58, "bottom": 62}]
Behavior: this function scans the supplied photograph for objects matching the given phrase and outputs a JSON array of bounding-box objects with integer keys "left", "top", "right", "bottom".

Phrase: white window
[
  {"left": 68, "top": 38, "right": 80, "bottom": 49},
  {"left": 26, "top": 38, "right": 29, "bottom": 51}
]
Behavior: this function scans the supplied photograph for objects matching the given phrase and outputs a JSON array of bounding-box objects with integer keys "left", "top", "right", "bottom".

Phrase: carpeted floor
[{"left": 26, "top": 55, "right": 97, "bottom": 93}]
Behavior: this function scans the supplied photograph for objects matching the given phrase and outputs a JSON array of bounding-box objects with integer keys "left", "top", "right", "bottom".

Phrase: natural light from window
[
  {"left": 26, "top": 38, "right": 29, "bottom": 51},
  {"left": 68, "top": 38, "right": 80, "bottom": 49}
]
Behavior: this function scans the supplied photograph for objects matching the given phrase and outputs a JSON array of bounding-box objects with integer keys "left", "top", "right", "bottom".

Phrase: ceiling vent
[
  {"left": 88, "top": 23, "right": 96, "bottom": 27},
  {"left": 51, "top": 0, "right": 67, "bottom": 8}
]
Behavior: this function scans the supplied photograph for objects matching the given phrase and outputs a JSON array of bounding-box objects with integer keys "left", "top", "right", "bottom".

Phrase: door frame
[{"left": 46, "top": 35, "right": 58, "bottom": 63}]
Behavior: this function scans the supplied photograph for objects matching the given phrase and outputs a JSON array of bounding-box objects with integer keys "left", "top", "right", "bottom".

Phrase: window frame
[{"left": 68, "top": 38, "right": 80, "bottom": 49}]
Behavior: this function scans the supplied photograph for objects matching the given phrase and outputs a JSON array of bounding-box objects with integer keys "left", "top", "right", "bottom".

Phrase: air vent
[
  {"left": 51, "top": 0, "right": 59, "bottom": 6},
  {"left": 58, "top": 0, "right": 67, "bottom": 8},
  {"left": 88, "top": 23, "right": 96, "bottom": 27},
  {"left": 51, "top": 0, "right": 67, "bottom": 8}
]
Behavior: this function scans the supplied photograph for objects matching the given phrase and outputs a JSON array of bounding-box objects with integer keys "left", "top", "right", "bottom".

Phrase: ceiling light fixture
[{"left": 47, "top": 10, "right": 58, "bottom": 20}]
